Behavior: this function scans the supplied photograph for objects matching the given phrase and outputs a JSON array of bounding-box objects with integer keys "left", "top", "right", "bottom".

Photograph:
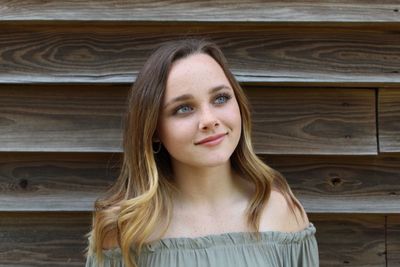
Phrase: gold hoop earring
[{"left": 153, "top": 142, "right": 162, "bottom": 154}]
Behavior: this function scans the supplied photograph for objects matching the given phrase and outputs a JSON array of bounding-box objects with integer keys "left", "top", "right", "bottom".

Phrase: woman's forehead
[{"left": 165, "top": 54, "right": 229, "bottom": 98}]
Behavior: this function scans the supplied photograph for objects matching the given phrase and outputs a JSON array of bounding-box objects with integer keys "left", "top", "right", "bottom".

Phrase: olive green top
[{"left": 86, "top": 223, "right": 318, "bottom": 267}]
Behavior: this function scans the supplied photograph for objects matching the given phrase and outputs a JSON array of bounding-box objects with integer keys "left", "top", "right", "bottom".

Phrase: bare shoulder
[
  {"left": 102, "top": 228, "right": 119, "bottom": 250},
  {"left": 260, "top": 189, "right": 310, "bottom": 233},
  {"left": 100, "top": 205, "right": 120, "bottom": 250}
]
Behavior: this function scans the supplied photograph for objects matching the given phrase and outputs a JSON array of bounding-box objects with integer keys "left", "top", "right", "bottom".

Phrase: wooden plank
[
  {"left": 262, "top": 154, "right": 400, "bottom": 213},
  {"left": 0, "top": 153, "right": 118, "bottom": 211},
  {"left": 0, "top": 24, "right": 399, "bottom": 86},
  {"left": 251, "top": 87, "right": 376, "bottom": 155},
  {"left": 1, "top": 0, "right": 399, "bottom": 23},
  {"left": 388, "top": 215, "right": 400, "bottom": 267},
  {"left": 0, "top": 85, "right": 126, "bottom": 152},
  {"left": 0, "top": 85, "right": 376, "bottom": 154},
  {"left": 2, "top": 153, "right": 399, "bottom": 213},
  {"left": 310, "top": 214, "right": 386, "bottom": 267},
  {"left": 0, "top": 212, "right": 91, "bottom": 267},
  {"left": 0, "top": 212, "right": 386, "bottom": 266},
  {"left": 379, "top": 88, "right": 400, "bottom": 153}
]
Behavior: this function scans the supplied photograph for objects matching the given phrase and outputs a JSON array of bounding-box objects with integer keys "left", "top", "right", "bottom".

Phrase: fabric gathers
[{"left": 85, "top": 223, "right": 319, "bottom": 267}]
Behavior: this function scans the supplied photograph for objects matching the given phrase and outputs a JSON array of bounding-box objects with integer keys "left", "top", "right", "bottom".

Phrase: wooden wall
[{"left": 0, "top": 1, "right": 399, "bottom": 266}]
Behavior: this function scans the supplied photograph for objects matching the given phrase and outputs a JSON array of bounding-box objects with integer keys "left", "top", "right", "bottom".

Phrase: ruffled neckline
[{"left": 103, "top": 222, "right": 316, "bottom": 256}]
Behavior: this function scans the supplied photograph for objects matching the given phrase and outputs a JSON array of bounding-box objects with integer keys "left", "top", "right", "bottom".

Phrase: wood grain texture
[
  {"left": 0, "top": 153, "right": 119, "bottom": 211},
  {"left": 0, "top": 212, "right": 91, "bottom": 267},
  {"left": 250, "top": 87, "right": 376, "bottom": 155},
  {"left": 1, "top": 0, "right": 400, "bottom": 22},
  {"left": 262, "top": 154, "right": 400, "bottom": 213},
  {"left": 388, "top": 215, "right": 400, "bottom": 267},
  {"left": 379, "top": 88, "right": 400, "bottom": 153},
  {"left": 0, "top": 24, "right": 399, "bottom": 85},
  {"left": 310, "top": 214, "right": 386, "bottom": 267},
  {"left": 0, "top": 85, "right": 376, "bottom": 154},
  {"left": 0, "top": 85, "right": 126, "bottom": 152},
  {"left": 0, "top": 213, "right": 387, "bottom": 266},
  {"left": 2, "top": 153, "right": 399, "bottom": 213}
]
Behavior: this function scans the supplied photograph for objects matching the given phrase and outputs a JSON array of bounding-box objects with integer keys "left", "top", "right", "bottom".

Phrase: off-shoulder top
[{"left": 85, "top": 223, "right": 318, "bottom": 267}]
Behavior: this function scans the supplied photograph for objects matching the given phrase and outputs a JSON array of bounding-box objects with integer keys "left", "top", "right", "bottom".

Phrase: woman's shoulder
[
  {"left": 100, "top": 190, "right": 310, "bottom": 249},
  {"left": 102, "top": 229, "right": 119, "bottom": 250},
  {"left": 260, "top": 189, "right": 310, "bottom": 233},
  {"left": 99, "top": 205, "right": 121, "bottom": 250}
]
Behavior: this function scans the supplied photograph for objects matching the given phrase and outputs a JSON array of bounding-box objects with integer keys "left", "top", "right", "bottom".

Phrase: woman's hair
[{"left": 86, "top": 38, "right": 304, "bottom": 267}]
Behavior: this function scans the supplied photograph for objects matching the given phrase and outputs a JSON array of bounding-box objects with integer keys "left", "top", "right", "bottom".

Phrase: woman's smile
[{"left": 195, "top": 132, "right": 228, "bottom": 146}]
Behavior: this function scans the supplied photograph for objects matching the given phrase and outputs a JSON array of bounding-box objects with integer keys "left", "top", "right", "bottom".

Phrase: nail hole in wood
[
  {"left": 330, "top": 177, "right": 342, "bottom": 186},
  {"left": 19, "top": 179, "right": 28, "bottom": 189}
]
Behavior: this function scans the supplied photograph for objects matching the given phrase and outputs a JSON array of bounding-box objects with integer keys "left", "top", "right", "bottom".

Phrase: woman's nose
[{"left": 198, "top": 106, "right": 219, "bottom": 130}]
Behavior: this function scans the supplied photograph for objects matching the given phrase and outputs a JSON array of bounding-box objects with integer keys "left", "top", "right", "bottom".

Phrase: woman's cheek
[
  {"left": 229, "top": 102, "right": 242, "bottom": 122},
  {"left": 167, "top": 119, "right": 195, "bottom": 141}
]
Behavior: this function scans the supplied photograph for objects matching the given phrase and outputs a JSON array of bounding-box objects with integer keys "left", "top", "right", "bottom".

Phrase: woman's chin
[{"left": 194, "top": 156, "right": 232, "bottom": 168}]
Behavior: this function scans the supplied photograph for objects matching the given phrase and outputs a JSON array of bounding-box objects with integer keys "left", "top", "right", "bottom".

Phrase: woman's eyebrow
[{"left": 164, "top": 85, "right": 231, "bottom": 108}]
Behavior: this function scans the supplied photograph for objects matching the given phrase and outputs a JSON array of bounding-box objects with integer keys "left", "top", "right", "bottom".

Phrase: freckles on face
[{"left": 157, "top": 53, "right": 242, "bottom": 167}]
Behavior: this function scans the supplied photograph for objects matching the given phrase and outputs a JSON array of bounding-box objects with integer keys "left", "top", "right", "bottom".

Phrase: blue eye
[
  {"left": 214, "top": 93, "right": 232, "bottom": 104},
  {"left": 175, "top": 105, "right": 193, "bottom": 114},
  {"left": 172, "top": 93, "right": 232, "bottom": 115}
]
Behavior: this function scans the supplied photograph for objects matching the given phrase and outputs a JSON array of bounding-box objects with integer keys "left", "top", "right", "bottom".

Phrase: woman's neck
[{"left": 170, "top": 160, "right": 251, "bottom": 211}]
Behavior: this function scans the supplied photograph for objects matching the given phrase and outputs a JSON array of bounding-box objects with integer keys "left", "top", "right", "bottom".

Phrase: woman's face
[{"left": 157, "top": 53, "right": 242, "bottom": 169}]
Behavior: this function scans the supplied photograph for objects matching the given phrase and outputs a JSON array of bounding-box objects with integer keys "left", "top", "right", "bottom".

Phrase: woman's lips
[{"left": 195, "top": 133, "right": 227, "bottom": 146}]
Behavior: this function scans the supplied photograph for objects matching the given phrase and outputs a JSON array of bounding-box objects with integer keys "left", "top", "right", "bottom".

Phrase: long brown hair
[{"left": 86, "top": 38, "right": 303, "bottom": 267}]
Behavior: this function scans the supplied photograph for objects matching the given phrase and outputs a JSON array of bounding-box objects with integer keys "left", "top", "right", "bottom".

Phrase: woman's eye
[
  {"left": 175, "top": 105, "right": 193, "bottom": 114},
  {"left": 173, "top": 94, "right": 231, "bottom": 115},
  {"left": 214, "top": 94, "right": 231, "bottom": 104}
]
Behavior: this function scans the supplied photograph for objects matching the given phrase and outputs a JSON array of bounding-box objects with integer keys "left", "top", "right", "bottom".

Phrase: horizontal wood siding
[
  {"left": 0, "top": 1, "right": 399, "bottom": 266},
  {"left": 0, "top": 24, "right": 399, "bottom": 86},
  {"left": 1, "top": 0, "right": 400, "bottom": 22},
  {"left": 249, "top": 87, "right": 376, "bottom": 155},
  {"left": 0, "top": 153, "right": 117, "bottom": 211},
  {"left": 264, "top": 154, "right": 400, "bottom": 214},
  {"left": 0, "top": 212, "right": 90, "bottom": 266},
  {"left": 314, "top": 214, "right": 386, "bottom": 267},
  {"left": 379, "top": 88, "right": 400, "bottom": 153},
  {"left": 0, "top": 85, "right": 127, "bottom": 152},
  {"left": 388, "top": 215, "right": 400, "bottom": 267},
  {"left": 0, "top": 85, "right": 377, "bottom": 154},
  {"left": 2, "top": 153, "right": 400, "bottom": 213}
]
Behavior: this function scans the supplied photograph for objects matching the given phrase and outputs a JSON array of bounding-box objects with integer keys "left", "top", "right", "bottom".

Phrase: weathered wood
[
  {"left": 0, "top": 152, "right": 118, "bottom": 211},
  {"left": 310, "top": 214, "right": 386, "bottom": 267},
  {"left": 250, "top": 87, "right": 376, "bottom": 155},
  {"left": 0, "top": 212, "right": 387, "bottom": 266},
  {"left": 0, "top": 85, "right": 376, "bottom": 154},
  {"left": 262, "top": 154, "right": 400, "bottom": 213},
  {"left": 379, "top": 88, "right": 400, "bottom": 153},
  {"left": 1, "top": 0, "right": 399, "bottom": 23},
  {"left": 0, "top": 85, "right": 126, "bottom": 152},
  {"left": 0, "top": 24, "right": 399, "bottom": 85},
  {"left": 0, "top": 212, "right": 91, "bottom": 267},
  {"left": 388, "top": 215, "right": 400, "bottom": 267},
  {"left": 2, "top": 153, "right": 399, "bottom": 213}
]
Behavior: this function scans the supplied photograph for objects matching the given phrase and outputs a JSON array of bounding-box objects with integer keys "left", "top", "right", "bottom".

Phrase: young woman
[{"left": 85, "top": 39, "right": 319, "bottom": 267}]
